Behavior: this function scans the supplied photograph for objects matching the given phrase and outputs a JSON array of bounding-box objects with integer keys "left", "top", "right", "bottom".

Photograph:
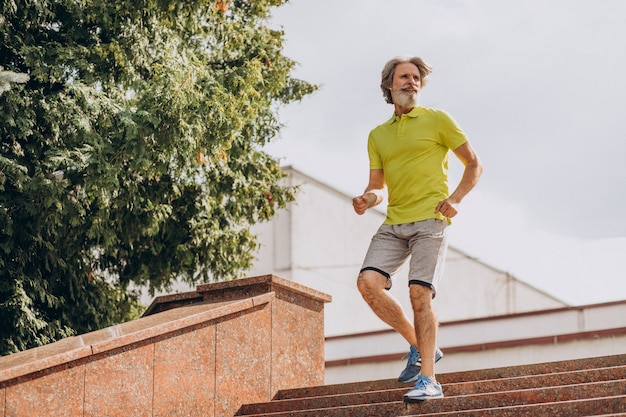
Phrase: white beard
[{"left": 392, "top": 87, "right": 418, "bottom": 108}]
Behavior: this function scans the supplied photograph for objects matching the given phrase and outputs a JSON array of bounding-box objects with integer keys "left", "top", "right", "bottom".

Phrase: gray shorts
[{"left": 360, "top": 219, "right": 449, "bottom": 296}]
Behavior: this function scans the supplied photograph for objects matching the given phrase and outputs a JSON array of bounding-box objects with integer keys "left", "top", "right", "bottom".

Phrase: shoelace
[
  {"left": 401, "top": 349, "right": 420, "bottom": 365},
  {"left": 413, "top": 376, "right": 429, "bottom": 390}
]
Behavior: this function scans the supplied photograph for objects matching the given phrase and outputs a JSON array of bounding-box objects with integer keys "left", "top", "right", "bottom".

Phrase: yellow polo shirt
[{"left": 367, "top": 106, "right": 468, "bottom": 225}]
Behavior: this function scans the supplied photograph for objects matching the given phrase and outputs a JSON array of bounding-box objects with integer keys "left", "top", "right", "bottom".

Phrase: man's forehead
[{"left": 395, "top": 62, "right": 420, "bottom": 74}]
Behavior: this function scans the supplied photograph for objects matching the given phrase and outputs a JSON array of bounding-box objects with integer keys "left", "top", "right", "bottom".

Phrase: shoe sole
[
  {"left": 403, "top": 393, "right": 444, "bottom": 403},
  {"left": 399, "top": 373, "right": 420, "bottom": 384}
]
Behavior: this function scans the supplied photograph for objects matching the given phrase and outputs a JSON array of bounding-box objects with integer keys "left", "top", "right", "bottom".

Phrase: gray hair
[{"left": 380, "top": 56, "right": 432, "bottom": 104}]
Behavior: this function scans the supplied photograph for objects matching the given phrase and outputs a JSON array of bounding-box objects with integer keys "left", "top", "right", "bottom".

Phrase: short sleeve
[
  {"left": 367, "top": 131, "right": 383, "bottom": 170},
  {"left": 438, "top": 110, "right": 468, "bottom": 150}
]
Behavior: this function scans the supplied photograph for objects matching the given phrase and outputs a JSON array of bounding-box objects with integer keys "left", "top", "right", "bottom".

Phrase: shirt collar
[{"left": 385, "top": 106, "right": 422, "bottom": 125}]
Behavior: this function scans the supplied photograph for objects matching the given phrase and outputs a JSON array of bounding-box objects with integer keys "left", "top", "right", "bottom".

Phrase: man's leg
[
  {"left": 409, "top": 284, "right": 438, "bottom": 378},
  {"left": 357, "top": 270, "right": 417, "bottom": 346},
  {"left": 402, "top": 283, "right": 444, "bottom": 402}
]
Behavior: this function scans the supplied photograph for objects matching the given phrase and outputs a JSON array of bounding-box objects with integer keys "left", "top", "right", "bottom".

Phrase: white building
[{"left": 246, "top": 167, "right": 626, "bottom": 384}]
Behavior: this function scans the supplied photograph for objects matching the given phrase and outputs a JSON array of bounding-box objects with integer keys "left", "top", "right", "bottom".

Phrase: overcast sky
[{"left": 265, "top": 0, "right": 626, "bottom": 305}]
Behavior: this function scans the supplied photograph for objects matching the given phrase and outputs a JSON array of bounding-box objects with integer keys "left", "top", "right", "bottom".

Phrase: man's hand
[
  {"left": 435, "top": 141, "right": 483, "bottom": 219},
  {"left": 354, "top": 170, "right": 385, "bottom": 216},
  {"left": 353, "top": 195, "right": 370, "bottom": 215},
  {"left": 435, "top": 198, "right": 459, "bottom": 218}
]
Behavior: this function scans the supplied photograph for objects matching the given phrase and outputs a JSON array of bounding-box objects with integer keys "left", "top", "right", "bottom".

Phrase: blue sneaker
[
  {"left": 403, "top": 375, "right": 444, "bottom": 402},
  {"left": 397, "top": 345, "right": 443, "bottom": 383}
]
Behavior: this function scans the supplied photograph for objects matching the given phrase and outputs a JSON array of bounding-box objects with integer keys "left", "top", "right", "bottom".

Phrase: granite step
[
  {"left": 237, "top": 396, "right": 626, "bottom": 417},
  {"left": 403, "top": 379, "right": 626, "bottom": 415},
  {"left": 405, "top": 396, "right": 626, "bottom": 417},
  {"left": 274, "top": 353, "right": 626, "bottom": 400},
  {"left": 237, "top": 379, "right": 626, "bottom": 416},
  {"left": 445, "top": 365, "right": 626, "bottom": 396},
  {"left": 237, "top": 366, "right": 626, "bottom": 415},
  {"left": 235, "top": 354, "right": 626, "bottom": 417}
]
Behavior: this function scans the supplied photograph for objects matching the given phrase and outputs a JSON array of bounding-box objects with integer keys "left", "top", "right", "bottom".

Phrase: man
[{"left": 353, "top": 56, "right": 483, "bottom": 401}]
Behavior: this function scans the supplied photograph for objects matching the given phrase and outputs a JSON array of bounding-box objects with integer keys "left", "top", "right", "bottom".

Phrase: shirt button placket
[{"left": 398, "top": 117, "right": 405, "bottom": 138}]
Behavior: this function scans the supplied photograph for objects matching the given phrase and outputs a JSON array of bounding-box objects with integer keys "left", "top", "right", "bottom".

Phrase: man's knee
[
  {"left": 357, "top": 270, "right": 388, "bottom": 298},
  {"left": 409, "top": 284, "right": 434, "bottom": 311}
]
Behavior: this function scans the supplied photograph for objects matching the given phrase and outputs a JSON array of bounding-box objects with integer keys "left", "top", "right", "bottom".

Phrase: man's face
[{"left": 390, "top": 62, "right": 421, "bottom": 108}]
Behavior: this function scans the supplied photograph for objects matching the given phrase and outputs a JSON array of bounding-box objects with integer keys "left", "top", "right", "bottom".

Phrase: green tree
[{"left": 0, "top": 0, "right": 316, "bottom": 355}]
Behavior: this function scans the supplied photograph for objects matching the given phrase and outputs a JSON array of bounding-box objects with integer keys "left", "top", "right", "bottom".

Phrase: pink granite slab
[
  {"left": 83, "top": 343, "right": 154, "bottom": 417},
  {"left": 85, "top": 296, "right": 271, "bottom": 355},
  {"left": 215, "top": 301, "right": 272, "bottom": 417},
  {"left": 271, "top": 292, "right": 326, "bottom": 392},
  {"left": 152, "top": 322, "right": 217, "bottom": 417},
  {"left": 5, "top": 362, "right": 85, "bottom": 417},
  {"left": 143, "top": 291, "right": 204, "bottom": 315},
  {"left": 196, "top": 274, "right": 332, "bottom": 305},
  {"left": 0, "top": 336, "right": 91, "bottom": 382}
]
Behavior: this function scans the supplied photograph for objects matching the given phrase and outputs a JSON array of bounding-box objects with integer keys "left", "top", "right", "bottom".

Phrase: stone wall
[{"left": 0, "top": 275, "right": 331, "bottom": 417}]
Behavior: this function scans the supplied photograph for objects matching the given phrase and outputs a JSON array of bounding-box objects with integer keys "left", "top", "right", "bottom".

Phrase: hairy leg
[
  {"left": 410, "top": 284, "right": 439, "bottom": 379},
  {"left": 357, "top": 270, "right": 417, "bottom": 346}
]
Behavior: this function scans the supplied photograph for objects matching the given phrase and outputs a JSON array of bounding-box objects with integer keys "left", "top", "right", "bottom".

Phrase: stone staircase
[{"left": 235, "top": 353, "right": 626, "bottom": 416}]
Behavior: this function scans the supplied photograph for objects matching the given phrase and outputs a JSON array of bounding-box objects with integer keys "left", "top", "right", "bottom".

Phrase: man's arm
[
  {"left": 435, "top": 141, "right": 483, "bottom": 218},
  {"left": 353, "top": 169, "right": 385, "bottom": 215}
]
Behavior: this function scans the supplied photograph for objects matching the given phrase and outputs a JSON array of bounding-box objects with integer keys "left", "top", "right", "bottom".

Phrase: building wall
[
  {"left": 325, "top": 333, "right": 626, "bottom": 384},
  {"left": 324, "top": 301, "right": 626, "bottom": 384}
]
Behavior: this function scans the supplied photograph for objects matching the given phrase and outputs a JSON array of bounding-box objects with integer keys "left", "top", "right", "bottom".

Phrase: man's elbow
[{"left": 468, "top": 158, "right": 484, "bottom": 180}]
